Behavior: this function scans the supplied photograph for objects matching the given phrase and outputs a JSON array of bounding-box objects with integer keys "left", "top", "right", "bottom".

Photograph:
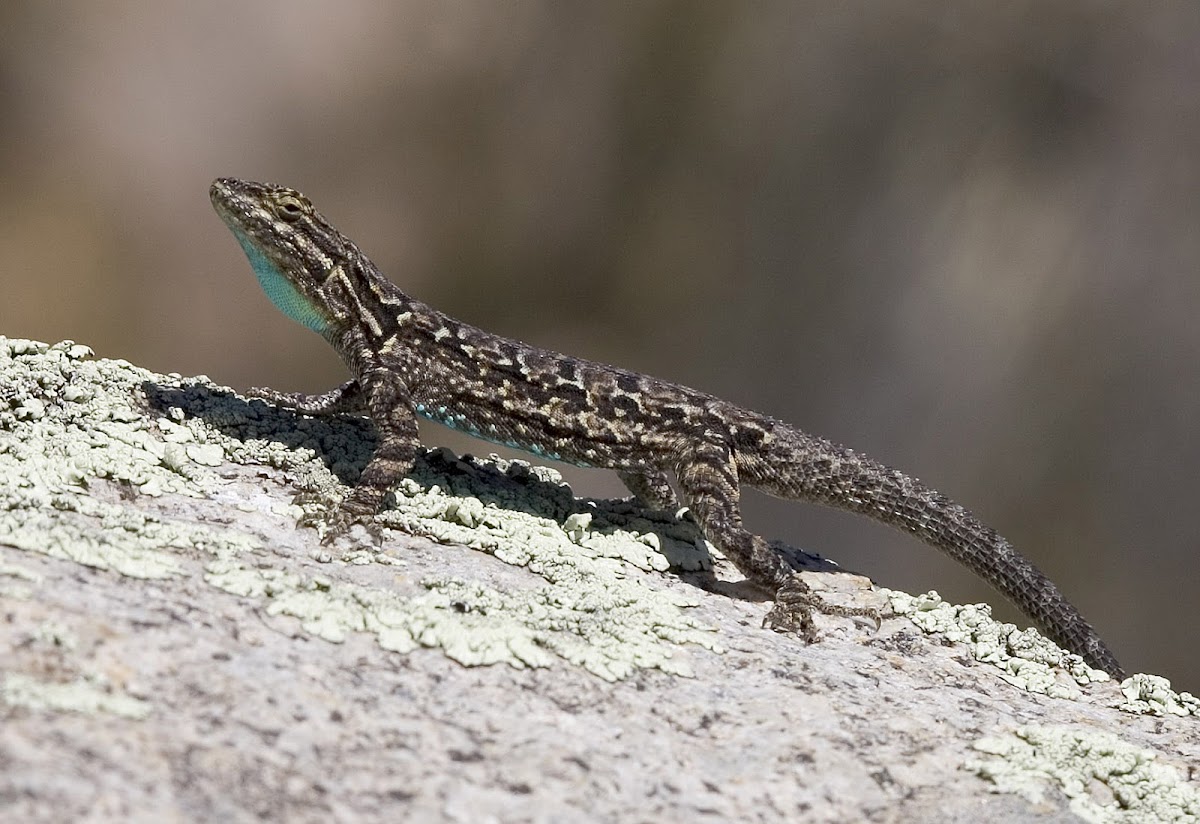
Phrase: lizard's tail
[{"left": 733, "top": 416, "right": 1124, "bottom": 678}]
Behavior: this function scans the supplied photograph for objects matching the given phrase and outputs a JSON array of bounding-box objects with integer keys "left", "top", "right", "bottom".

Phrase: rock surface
[{"left": 2, "top": 337, "right": 1197, "bottom": 823}]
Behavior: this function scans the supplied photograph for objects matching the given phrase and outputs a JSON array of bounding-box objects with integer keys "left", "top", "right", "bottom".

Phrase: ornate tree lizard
[{"left": 209, "top": 178, "right": 1124, "bottom": 678}]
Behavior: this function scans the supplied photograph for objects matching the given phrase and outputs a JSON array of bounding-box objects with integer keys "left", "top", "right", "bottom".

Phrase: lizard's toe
[{"left": 764, "top": 574, "right": 883, "bottom": 642}]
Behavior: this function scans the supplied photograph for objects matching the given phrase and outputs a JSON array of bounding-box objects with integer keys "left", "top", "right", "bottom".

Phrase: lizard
[{"left": 209, "top": 177, "right": 1124, "bottom": 679}]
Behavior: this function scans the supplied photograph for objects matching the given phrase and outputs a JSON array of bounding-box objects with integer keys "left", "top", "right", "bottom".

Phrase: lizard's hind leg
[
  {"left": 617, "top": 469, "right": 680, "bottom": 511},
  {"left": 674, "top": 441, "right": 880, "bottom": 639}
]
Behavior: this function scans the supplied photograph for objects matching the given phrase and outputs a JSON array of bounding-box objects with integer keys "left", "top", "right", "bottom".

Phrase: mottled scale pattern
[{"left": 210, "top": 177, "right": 1124, "bottom": 678}]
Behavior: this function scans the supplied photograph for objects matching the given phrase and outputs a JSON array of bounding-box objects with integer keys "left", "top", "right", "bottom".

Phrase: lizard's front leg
[
  {"left": 297, "top": 368, "right": 419, "bottom": 541},
  {"left": 340, "top": 367, "right": 421, "bottom": 519}
]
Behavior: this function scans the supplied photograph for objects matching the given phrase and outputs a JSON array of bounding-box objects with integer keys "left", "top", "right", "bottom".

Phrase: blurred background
[{"left": 1, "top": 2, "right": 1197, "bottom": 685}]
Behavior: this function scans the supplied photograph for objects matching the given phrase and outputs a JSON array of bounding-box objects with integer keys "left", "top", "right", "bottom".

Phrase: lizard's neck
[{"left": 233, "top": 228, "right": 333, "bottom": 338}]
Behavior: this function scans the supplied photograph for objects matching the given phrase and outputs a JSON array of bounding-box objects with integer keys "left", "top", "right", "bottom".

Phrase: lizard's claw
[
  {"left": 764, "top": 574, "right": 882, "bottom": 643},
  {"left": 293, "top": 492, "right": 384, "bottom": 545},
  {"left": 763, "top": 575, "right": 821, "bottom": 643}
]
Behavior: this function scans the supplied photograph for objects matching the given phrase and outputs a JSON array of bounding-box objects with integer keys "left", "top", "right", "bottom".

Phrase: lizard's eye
[{"left": 275, "top": 195, "right": 308, "bottom": 222}]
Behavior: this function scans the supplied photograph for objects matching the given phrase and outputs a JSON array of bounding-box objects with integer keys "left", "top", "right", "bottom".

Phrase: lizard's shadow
[{"left": 142, "top": 380, "right": 844, "bottom": 601}]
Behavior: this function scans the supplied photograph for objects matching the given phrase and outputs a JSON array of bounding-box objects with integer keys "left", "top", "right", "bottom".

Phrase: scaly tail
[{"left": 731, "top": 413, "right": 1124, "bottom": 678}]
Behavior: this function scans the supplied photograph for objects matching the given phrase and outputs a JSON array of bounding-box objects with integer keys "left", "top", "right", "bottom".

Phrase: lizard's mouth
[{"left": 209, "top": 179, "right": 246, "bottom": 231}]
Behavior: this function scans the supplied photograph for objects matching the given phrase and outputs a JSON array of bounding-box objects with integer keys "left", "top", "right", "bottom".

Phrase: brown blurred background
[{"left": 1, "top": 2, "right": 1196, "bottom": 685}]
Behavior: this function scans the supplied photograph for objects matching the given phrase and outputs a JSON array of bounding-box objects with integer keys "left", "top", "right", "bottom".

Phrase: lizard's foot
[
  {"left": 294, "top": 491, "right": 384, "bottom": 545},
  {"left": 763, "top": 574, "right": 883, "bottom": 643}
]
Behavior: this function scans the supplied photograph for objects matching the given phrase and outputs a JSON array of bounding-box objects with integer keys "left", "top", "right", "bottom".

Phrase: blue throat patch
[{"left": 235, "top": 229, "right": 330, "bottom": 336}]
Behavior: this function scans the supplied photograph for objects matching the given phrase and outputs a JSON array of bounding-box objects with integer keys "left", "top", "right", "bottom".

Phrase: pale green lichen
[
  {"left": 2, "top": 673, "right": 151, "bottom": 719},
  {"left": 0, "top": 560, "right": 42, "bottom": 599},
  {"left": 968, "top": 726, "right": 1200, "bottom": 823},
  {"left": 33, "top": 620, "right": 77, "bottom": 651},
  {"left": 0, "top": 337, "right": 719, "bottom": 682},
  {"left": 203, "top": 558, "right": 711, "bottom": 680},
  {"left": 197, "top": 444, "right": 722, "bottom": 680},
  {"left": 0, "top": 338, "right": 258, "bottom": 579},
  {"left": 885, "top": 590, "right": 1111, "bottom": 697},
  {"left": 1118, "top": 673, "right": 1200, "bottom": 718}
]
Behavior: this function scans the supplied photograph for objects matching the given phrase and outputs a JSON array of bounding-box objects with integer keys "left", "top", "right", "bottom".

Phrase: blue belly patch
[{"left": 414, "top": 402, "right": 589, "bottom": 466}]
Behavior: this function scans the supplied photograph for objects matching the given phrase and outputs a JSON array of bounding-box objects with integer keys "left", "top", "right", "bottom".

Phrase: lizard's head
[{"left": 210, "top": 178, "right": 358, "bottom": 339}]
